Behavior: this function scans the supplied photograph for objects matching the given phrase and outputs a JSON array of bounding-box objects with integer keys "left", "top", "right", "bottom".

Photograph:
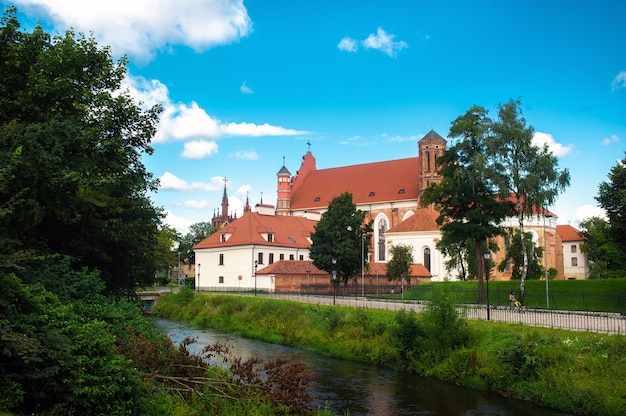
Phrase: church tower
[
  {"left": 212, "top": 178, "right": 236, "bottom": 228},
  {"left": 276, "top": 157, "right": 292, "bottom": 216},
  {"left": 418, "top": 130, "right": 447, "bottom": 201}
]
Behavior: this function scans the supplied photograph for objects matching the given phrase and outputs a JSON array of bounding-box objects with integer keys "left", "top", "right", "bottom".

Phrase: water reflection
[{"left": 157, "top": 319, "right": 570, "bottom": 416}]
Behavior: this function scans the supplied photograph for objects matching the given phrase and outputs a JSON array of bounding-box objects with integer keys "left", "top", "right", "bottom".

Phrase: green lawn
[{"left": 400, "top": 278, "right": 626, "bottom": 313}]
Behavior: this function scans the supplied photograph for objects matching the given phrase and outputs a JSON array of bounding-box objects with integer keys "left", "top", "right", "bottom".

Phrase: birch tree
[{"left": 490, "top": 99, "right": 570, "bottom": 298}]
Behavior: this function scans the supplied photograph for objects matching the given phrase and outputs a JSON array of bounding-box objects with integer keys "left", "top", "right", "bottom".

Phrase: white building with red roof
[
  {"left": 193, "top": 209, "right": 317, "bottom": 291},
  {"left": 556, "top": 224, "right": 588, "bottom": 279}
]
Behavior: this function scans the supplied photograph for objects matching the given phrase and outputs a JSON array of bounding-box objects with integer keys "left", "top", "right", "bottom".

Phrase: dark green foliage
[
  {"left": 386, "top": 244, "right": 414, "bottom": 284},
  {"left": 422, "top": 105, "right": 514, "bottom": 299},
  {"left": 422, "top": 285, "right": 469, "bottom": 351},
  {"left": 391, "top": 285, "right": 468, "bottom": 363},
  {"left": 179, "top": 221, "right": 216, "bottom": 264},
  {"left": 497, "top": 333, "right": 552, "bottom": 381},
  {"left": 391, "top": 309, "right": 426, "bottom": 360},
  {"left": 0, "top": 7, "right": 163, "bottom": 294},
  {"left": 310, "top": 192, "right": 373, "bottom": 287},
  {"left": 592, "top": 155, "right": 626, "bottom": 276},
  {"left": 497, "top": 229, "right": 545, "bottom": 281}
]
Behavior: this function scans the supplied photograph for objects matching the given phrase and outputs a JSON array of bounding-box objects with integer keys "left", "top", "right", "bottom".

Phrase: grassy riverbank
[{"left": 154, "top": 287, "right": 626, "bottom": 416}]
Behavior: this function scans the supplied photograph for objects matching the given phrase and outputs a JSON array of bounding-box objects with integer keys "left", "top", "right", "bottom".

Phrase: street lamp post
[
  {"left": 197, "top": 263, "right": 201, "bottom": 293},
  {"left": 483, "top": 251, "right": 491, "bottom": 321},
  {"left": 361, "top": 232, "right": 365, "bottom": 297},
  {"left": 254, "top": 260, "right": 258, "bottom": 296},
  {"left": 332, "top": 257, "right": 337, "bottom": 305}
]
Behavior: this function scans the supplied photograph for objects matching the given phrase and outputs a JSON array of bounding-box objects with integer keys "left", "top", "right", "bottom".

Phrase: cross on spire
[{"left": 307, "top": 140, "right": 311, "bottom": 152}]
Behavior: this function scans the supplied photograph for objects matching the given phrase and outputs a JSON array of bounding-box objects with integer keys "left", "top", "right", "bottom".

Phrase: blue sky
[{"left": 7, "top": 0, "right": 625, "bottom": 234}]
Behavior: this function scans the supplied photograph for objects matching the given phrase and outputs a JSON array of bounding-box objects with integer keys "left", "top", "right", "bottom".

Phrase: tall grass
[{"left": 154, "top": 291, "right": 626, "bottom": 416}]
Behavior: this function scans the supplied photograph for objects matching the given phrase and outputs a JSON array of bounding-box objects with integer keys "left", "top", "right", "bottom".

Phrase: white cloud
[
  {"left": 172, "top": 199, "right": 211, "bottom": 209},
  {"left": 181, "top": 140, "right": 219, "bottom": 159},
  {"left": 236, "top": 184, "right": 252, "bottom": 197},
  {"left": 338, "top": 28, "right": 407, "bottom": 57},
  {"left": 362, "top": 27, "right": 407, "bottom": 57},
  {"left": 123, "top": 74, "right": 309, "bottom": 145},
  {"left": 220, "top": 122, "right": 309, "bottom": 137},
  {"left": 14, "top": 0, "right": 253, "bottom": 63},
  {"left": 601, "top": 134, "right": 620, "bottom": 146},
  {"left": 156, "top": 102, "right": 222, "bottom": 142},
  {"left": 240, "top": 80, "right": 254, "bottom": 94},
  {"left": 611, "top": 71, "right": 626, "bottom": 90},
  {"left": 159, "top": 172, "right": 223, "bottom": 192},
  {"left": 574, "top": 204, "right": 606, "bottom": 223},
  {"left": 162, "top": 210, "right": 196, "bottom": 235},
  {"left": 337, "top": 37, "right": 358, "bottom": 52},
  {"left": 232, "top": 150, "right": 259, "bottom": 160},
  {"left": 532, "top": 132, "right": 573, "bottom": 157}
]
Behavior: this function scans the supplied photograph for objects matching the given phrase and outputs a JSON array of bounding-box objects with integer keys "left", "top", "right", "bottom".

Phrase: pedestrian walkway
[{"left": 262, "top": 292, "right": 626, "bottom": 335}]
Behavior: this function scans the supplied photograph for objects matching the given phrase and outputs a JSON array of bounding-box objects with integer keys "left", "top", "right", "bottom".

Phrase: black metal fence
[{"left": 185, "top": 283, "right": 626, "bottom": 334}]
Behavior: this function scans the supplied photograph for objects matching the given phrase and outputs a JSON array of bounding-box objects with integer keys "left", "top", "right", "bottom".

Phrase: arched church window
[
  {"left": 378, "top": 219, "right": 387, "bottom": 262},
  {"left": 424, "top": 247, "right": 431, "bottom": 272}
]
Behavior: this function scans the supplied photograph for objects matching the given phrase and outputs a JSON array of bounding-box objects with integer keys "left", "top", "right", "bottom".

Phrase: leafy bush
[
  {"left": 176, "top": 285, "right": 195, "bottom": 305},
  {"left": 422, "top": 284, "right": 469, "bottom": 351},
  {"left": 391, "top": 309, "right": 426, "bottom": 360}
]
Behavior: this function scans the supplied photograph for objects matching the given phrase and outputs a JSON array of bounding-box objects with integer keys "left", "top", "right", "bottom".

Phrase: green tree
[
  {"left": 490, "top": 99, "right": 570, "bottom": 297},
  {"left": 0, "top": 8, "right": 163, "bottom": 294},
  {"left": 497, "top": 229, "right": 545, "bottom": 281},
  {"left": 154, "top": 224, "right": 181, "bottom": 281},
  {"left": 595, "top": 153, "right": 626, "bottom": 273},
  {"left": 310, "top": 192, "right": 373, "bottom": 288},
  {"left": 579, "top": 216, "right": 623, "bottom": 278},
  {"left": 422, "top": 105, "right": 514, "bottom": 302},
  {"left": 179, "top": 221, "right": 215, "bottom": 263},
  {"left": 386, "top": 244, "right": 414, "bottom": 285}
]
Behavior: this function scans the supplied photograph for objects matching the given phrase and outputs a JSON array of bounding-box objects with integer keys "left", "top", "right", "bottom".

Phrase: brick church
[{"left": 194, "top": 130, "right": 573, "bottom": 293}]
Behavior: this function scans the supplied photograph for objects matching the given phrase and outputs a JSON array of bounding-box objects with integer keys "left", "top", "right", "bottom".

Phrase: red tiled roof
[
  {"left": 556, "top": 224, "right": 585, "bottom": 242},
  {"left": 370, "top": 262, "right": 432, "bottom": 278},
  {"left": 290, "top": 157, "right": 421, "bottom": 210},
  {"left": 387, "top": 208, "right": 440, "bottom": 232},
  {"left": 193, "top": 211, "right": 317, "bottom": 249},
  {"left": 257, "top": 260, "right": 432, "bottom": 278},
  {"left": 256, "top": 260, "right": 328, "bottom": 276}
]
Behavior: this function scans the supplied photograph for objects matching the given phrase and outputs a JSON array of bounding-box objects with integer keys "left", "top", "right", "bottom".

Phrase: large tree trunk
[{"left": 517, "top": 198, "right": 527, "bottom": 300}]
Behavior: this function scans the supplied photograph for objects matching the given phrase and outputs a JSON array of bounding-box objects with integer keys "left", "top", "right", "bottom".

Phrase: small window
[
  {"left": 258, "top": 252, "right": 264, "bottom": 265},
  {"left": 269, "top": 253, "right": 274, "bottom": 264},
  {"left": 221, "top": 234, "right": 227, "bottom": 242},
  {"left": 571, "top": 257, "right": 578, "bottom": 267},
  {"left": 299, "top": 254, "right": 304, "bottom": 260},
  {"left": 279, "top": 253, "right": 285, "bottom": 260},
  {"left": 268, "top": 233, "right": 274, "bottom": 243},
  {"left": 289, "top": 254, "right": 295, "bottom": 260},
  {"left": 571, "top": 244, "right": 577, "bottom": 253},
  {"left": 398, "top": 188, "right": 405, "bottom": 194},
  {"left": 314, "top": 196, "right": 321, "bottom": 202},
  {"left": 369, "top": 191, "right": 375, "bottom": 196},
  {"left": 219, "top": 253, "right": 224, "bottom": 265},
  {"left": 218, "top": 276, "right": 224, "bottom": 284}
]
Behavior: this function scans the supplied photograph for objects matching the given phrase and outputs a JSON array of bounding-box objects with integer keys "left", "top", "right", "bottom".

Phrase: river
[{"left": 157, "top": 319, "right": 570, "bottom": 415}]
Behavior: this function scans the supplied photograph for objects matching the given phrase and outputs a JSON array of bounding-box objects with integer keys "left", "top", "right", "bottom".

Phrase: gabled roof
[
  {"left": 370, "top": 262, "right": 432, "bottom": 278},
  {"left": 256, "top": 260, "right": 328, "bottom": 276},
  {"left": 556, "top": 224, "right": 585, "bottom": 242},
  {"left": 387, "top": 208, "right": 440, "bottom": 233},
  {"left": 257, "top": 260, "right": 432, "bottom": 278},
  {"left": 290, "top": 157, "right": 421, "bottom": 210},
  {"left": 193, "top": 211, "right": 317, "bottom": 250}
]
